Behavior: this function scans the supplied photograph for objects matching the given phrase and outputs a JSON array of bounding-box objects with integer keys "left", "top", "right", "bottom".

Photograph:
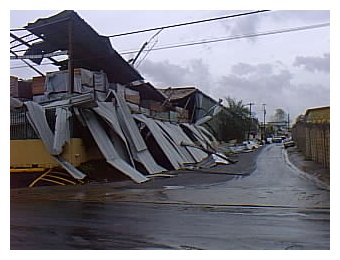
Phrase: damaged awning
[{"left": 24, "top": 10, "right": 143, "bottom": 85}]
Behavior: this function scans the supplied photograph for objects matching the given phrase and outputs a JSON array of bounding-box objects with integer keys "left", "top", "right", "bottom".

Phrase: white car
[{"left": 242, "top": 140, "right": 259, "bottom": 150}]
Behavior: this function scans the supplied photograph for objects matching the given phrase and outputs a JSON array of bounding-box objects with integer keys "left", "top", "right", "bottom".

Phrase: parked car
[
  {"left": 272, "top": 136, "right": 283, "bottom": 143},
  {"left": 242, "top": 140, "right": 260, "bottom": 150},
  {"left": 283, "top": 140, "right": 295, "bottom": 148}
]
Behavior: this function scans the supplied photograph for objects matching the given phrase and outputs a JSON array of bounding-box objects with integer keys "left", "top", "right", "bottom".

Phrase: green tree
[
  {"left": 271, "top": 108, "right": 287, "bottom": 123},
  {"left": 203, "top": 97, "right": 260, "bottom": 142},
  {"left": 217, "top": 97, "right": 253, "bottom": 142}
]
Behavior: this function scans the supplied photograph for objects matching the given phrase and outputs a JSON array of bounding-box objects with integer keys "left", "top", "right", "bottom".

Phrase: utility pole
[
  {"left": 287, "top": 113, "right": 290, "bottom": 131},
  {"left": 68, "top": 19, "right": 74, "bottom": 94},
  {"left": 262, "top": 104, "right": 266, "bottom": 142},
  {"left": 246, "top": 102, "right": 255, "bottom": 141}
]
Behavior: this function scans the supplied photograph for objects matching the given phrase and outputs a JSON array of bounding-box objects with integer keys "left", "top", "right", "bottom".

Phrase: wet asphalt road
[{"left": 11, "top": 144, "right": 330, "bottom": 249}]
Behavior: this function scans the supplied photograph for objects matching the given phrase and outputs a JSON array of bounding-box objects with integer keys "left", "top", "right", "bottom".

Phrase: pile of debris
[
  {"left": 10, "top": 10, "right": 232, "bottom": 185},
  {"left": 11, "top": 85, "right": 230, "bottom": 183}
]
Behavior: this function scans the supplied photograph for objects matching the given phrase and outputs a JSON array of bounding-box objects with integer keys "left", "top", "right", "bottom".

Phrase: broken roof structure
[
  {"left": 24, "top": 10, "right": 142, "bottom": 85},
  {"left": 10, "top": 11, "right": 229, "bottom": 186},
  {"left": 159, "top": 86, "right": 224, "bottom": 123},
  {"left": 12, "top": 10, "right": 166, "bottom": 102}
]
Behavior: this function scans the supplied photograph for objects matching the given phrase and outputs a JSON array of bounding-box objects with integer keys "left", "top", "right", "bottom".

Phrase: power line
[
  {"left": 10, "top": 22, "right": 330, "bottom": 70},
  {"left": 107, "top": 10, "right": 270, "bottom": 37},
  {"left": 120, "top": 22, "right": 330, "bottom": 55}
]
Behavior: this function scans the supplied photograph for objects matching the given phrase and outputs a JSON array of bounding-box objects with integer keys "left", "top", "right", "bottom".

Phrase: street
[{"left": 11, "top": 144, "right": 330, "bottom": 249}]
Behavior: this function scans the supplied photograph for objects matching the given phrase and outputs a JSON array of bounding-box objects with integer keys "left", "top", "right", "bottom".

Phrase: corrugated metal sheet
[
  {"left": 53, "top": 107, "right": 71, "bottom": 154},
  {"left": 111, "top": 90, "right": 165, "bottom": 174},
  {"left": 113, "top": 90, "right": 147, "bottom": 152},
  {"left": 93, "top": 102, "right": 126, "bottom": 143},
  {"left": 134, "top": 114, "right": 184, "bottom": 170},
  {"left": 82, "top": 109, "right": 148, "bottom": 183},
  {"left": 25, "top": 101, "right": 86, "bottom": 179},
  {"left": 181, "top": 123, "right": 210, "bottom": 149},
  {"left": 93, "top": 102, "right": 135, "bottom": 167},
  {"left": 25, "top": 101, "right": 57, "bottom": 155},
  {"left": 155, "top": 121, "right": 196, "bottom": 163},
  {"left": 197, "top": 125, "right": 217, "bottom": 143},
  {"left": 159, "top": 122, "right": 207, "bottom": 163},
  {"left": 43, "top": 93, "right": 95, "bottom": 109},
  {"left": 53, "top": 155, "right": 86, "bottom": 179}
]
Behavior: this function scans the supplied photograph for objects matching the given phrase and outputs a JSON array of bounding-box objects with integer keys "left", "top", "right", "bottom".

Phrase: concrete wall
[{"left": 10, "top": 138, "right": 102, "bottom": 168}]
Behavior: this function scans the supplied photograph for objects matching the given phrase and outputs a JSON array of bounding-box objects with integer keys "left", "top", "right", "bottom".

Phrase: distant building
[{"left": 159, "top": 86, "right": 224, "bottom": 123}]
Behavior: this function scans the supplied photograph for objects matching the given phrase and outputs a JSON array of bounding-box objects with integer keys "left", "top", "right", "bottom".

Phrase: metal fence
[
  {"left": 292, "top": 122, "right": 330, "bottom": 168},
  {"left": 10, "top": 108, "right": 74, "bottom": 140}
]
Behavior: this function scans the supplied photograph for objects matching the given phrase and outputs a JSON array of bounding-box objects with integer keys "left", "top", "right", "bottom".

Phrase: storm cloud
[
  {"left": 219, "top": 10, "right": 329, "bottom": 43},
  {"left": 293, "top": 53, "right": 330, "bottom": 73},
  {"left": 217, "top": 61, "right": 329, "bottom": 119},
  {"left": 139, "top": 58, "right": 214, "bottom": 94},
  {"left": 218, "top": 63, "right": 294, "bottom": 102},
  {"left": 231, "top": 63, "right": 273, "bottom": 76},
  {"left": 219, "top": 10, "right": 262, "bottom": 42},
  {"left": 139, "top": 57, "right": 329, "bottom": 121}
]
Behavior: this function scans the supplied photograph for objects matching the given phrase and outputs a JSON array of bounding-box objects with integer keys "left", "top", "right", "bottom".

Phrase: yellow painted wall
[
  {"left": 10, "top": 138, "right": 102, "bottom": 168},
  {"left": 306, "top": 106, "right": 330, "bottom": 124}
]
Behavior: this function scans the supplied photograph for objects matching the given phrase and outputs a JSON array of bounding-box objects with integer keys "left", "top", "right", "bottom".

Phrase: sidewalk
[{"left": 285, "top": 146, "right": 330, "bottom": 189}]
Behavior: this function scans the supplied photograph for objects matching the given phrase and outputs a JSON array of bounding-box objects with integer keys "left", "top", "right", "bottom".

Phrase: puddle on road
[{"left": 163, "top": 186, "right": 185, "bottom": 190}]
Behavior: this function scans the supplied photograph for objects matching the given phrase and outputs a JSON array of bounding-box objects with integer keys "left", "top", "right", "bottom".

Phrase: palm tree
[{"left": 217, "top": 97, "right": 253, "bottom": 142}]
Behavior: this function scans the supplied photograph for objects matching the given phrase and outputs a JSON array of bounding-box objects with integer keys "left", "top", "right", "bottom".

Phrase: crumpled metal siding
[
  {"left": 159, "top": 121, "right": 207, "bottom": 163},
  {"left": 93, "top": 102, "right": 127, "bottom": 145},
  {"left": 197, "top": 125, "right": 217, "bottom": 143},
  {"left": 25, "top": 101, "right": 85, "bottom": 179},
  {"left": 93, "top": 102, "right": 135, "bottom": 167},
  {"left": 22, "top": 88, "right": 220, "bottom": 183},
  {"left": 155, "top": 121, "right": 196, "bottom": 164},
  {"left": 25, "top": 101, "right": 59, "bottom": 155},
  {"left": 111, "top": 90, "right": 165, "bottom": 174},
  {"left": 82, "top": 109, "right": 148, "bottom": 183},
  {"left": 53, "top": 107, "right": 71, "bottom": 154},
  {"left": 181, "top": 123, "right": 209, "bottom": 149},
  {"left": 53, "top": 155, "right": 86, "bottom": 180},
  {"left": 134, "top": 114, "right": 184, "bottom": 170}
]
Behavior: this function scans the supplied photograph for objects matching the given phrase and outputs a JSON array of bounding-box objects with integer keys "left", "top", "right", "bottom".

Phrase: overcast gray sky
[{"left": 10, "top": 9, "right": 330, "bottom": 122}]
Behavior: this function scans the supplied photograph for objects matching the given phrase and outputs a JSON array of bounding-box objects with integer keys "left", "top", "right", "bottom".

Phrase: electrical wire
[
  {"left": 120, "top": 22, "right": 330, "bottom": 55},
  {"left": 10, "top": 22, "right": 330, "bottom": 70},
  {"left": 107, "top": 10, "right": 270, "bottom": 37}
]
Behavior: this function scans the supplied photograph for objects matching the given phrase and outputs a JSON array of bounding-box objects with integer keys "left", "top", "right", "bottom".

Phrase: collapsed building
[{"left": 10, "top": 10, "right": 228, "bottom": 187}]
